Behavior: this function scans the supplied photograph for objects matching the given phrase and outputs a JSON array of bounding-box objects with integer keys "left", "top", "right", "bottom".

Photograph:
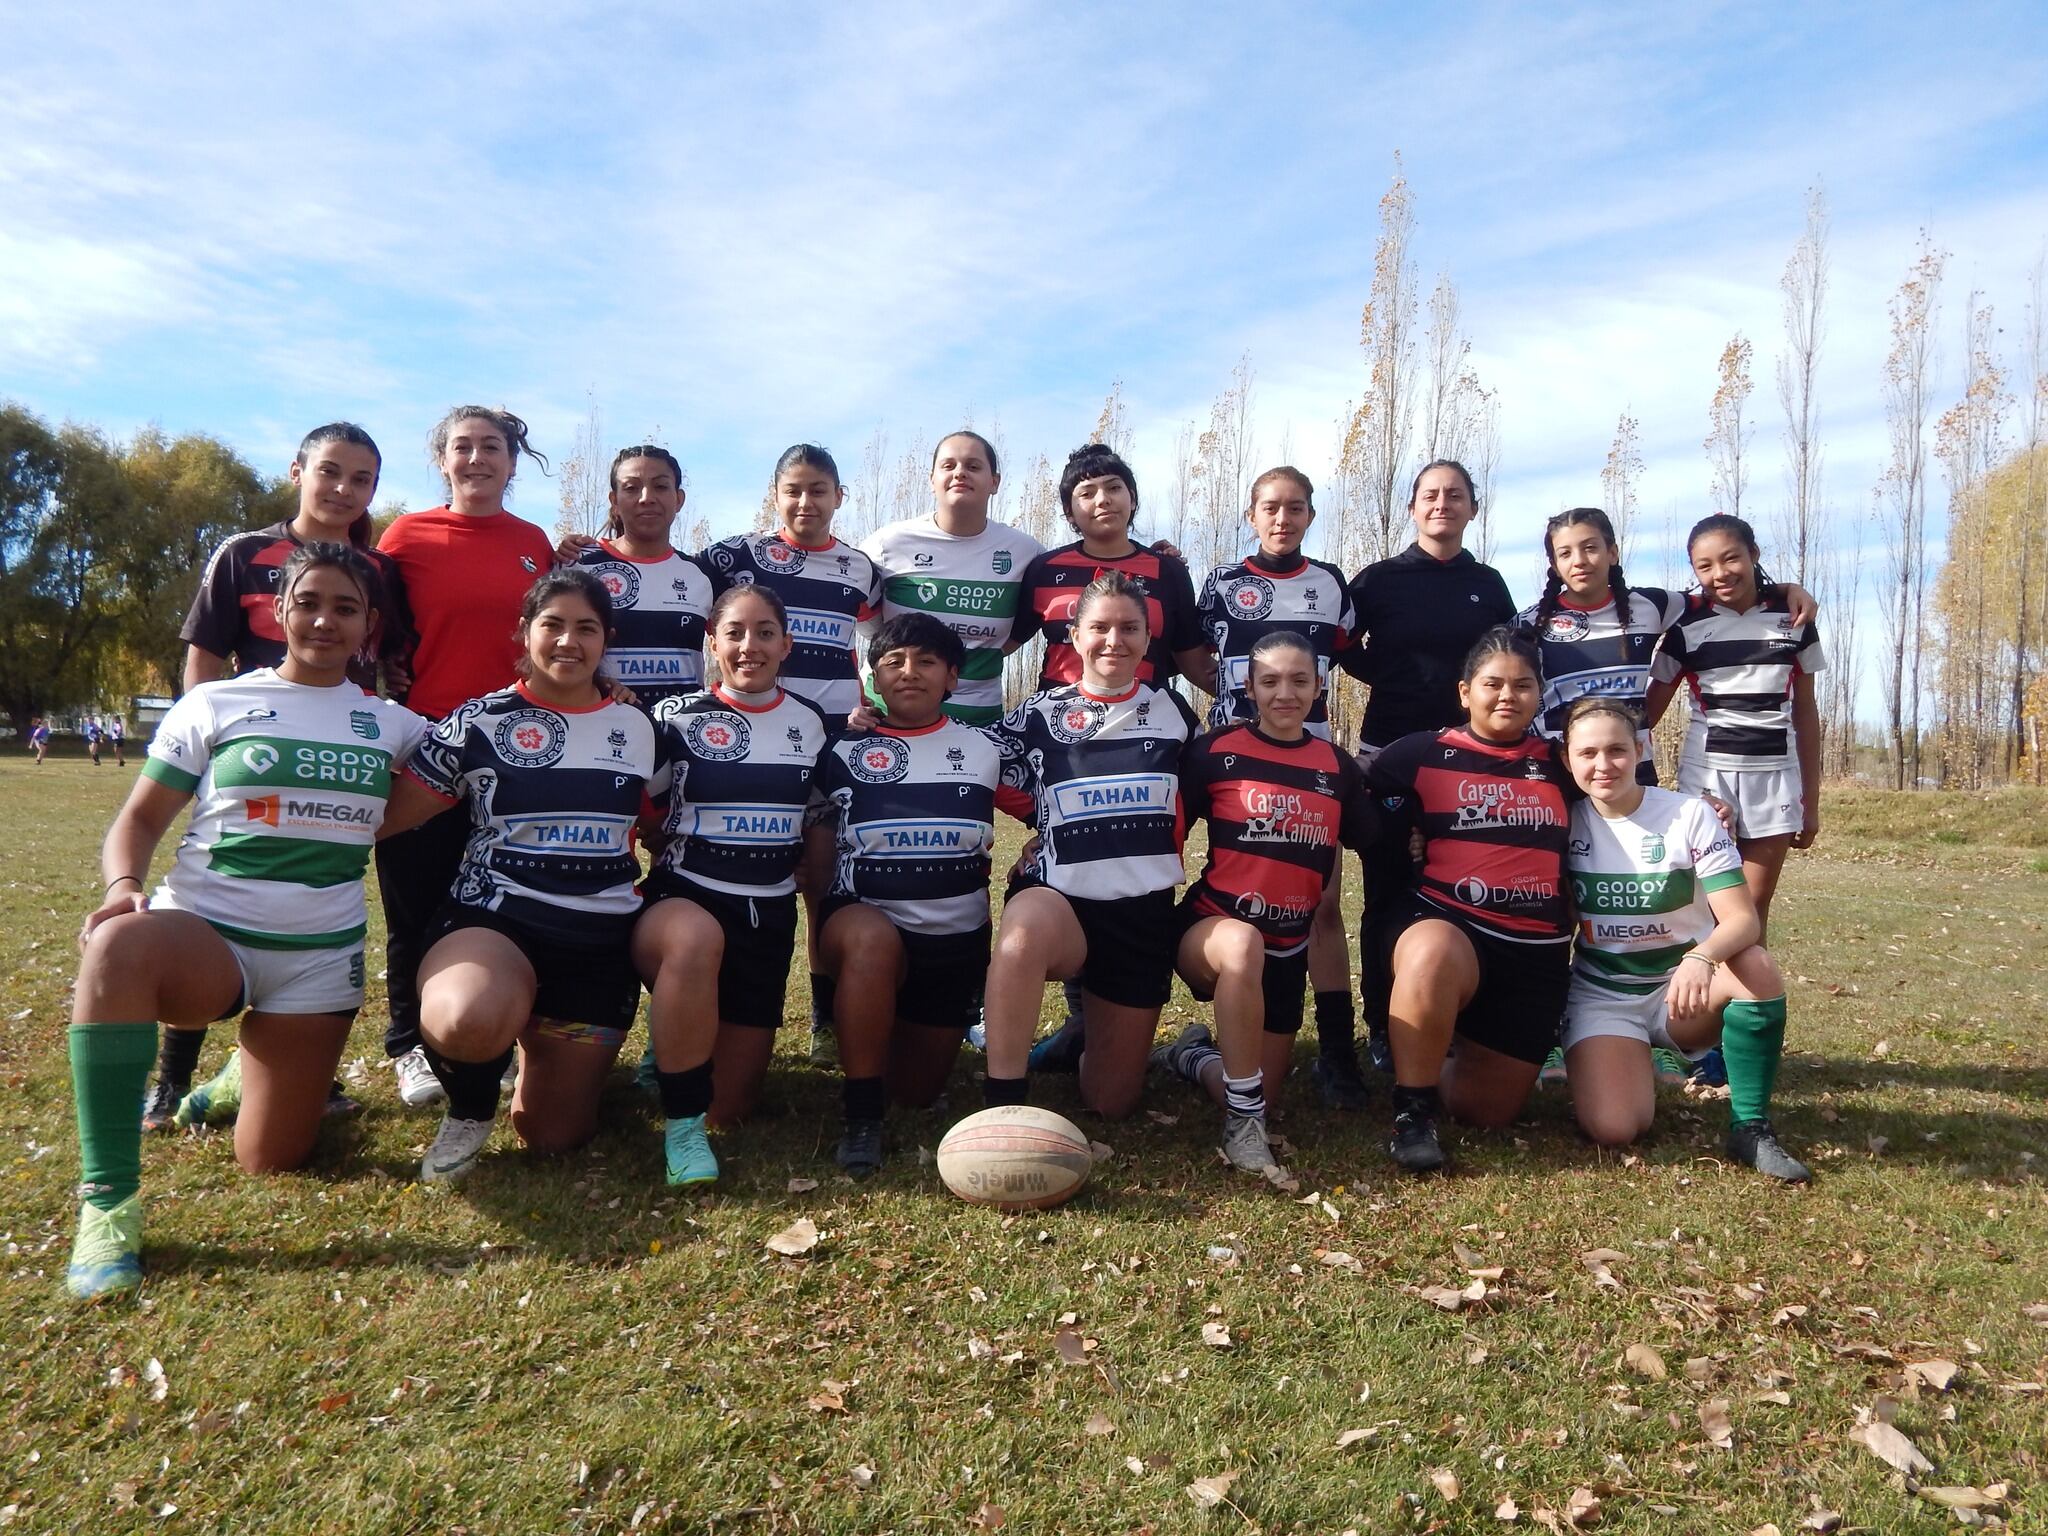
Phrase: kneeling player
[
  {"left": 809, "top": 614, "right": 998, "bottom": 1173},
  {"left": 1559, "top": 698, "right": 1808, "bottom": 1180}
]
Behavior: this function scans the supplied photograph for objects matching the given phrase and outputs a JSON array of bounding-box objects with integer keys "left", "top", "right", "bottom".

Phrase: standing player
[
  {"left": 859, "top": 431, "right": 1044, "bottom": 727},
  {"left": 808, "top": 613, "right": 999, "bottom": 1172},
  {"left": 374, "top": 407, "right": 556, "bottom": 1113},
  {"left": 378, "top": 569, "right": 663, "bottom": 1183},
  {"left": 1645, "top": 514, "right": 1824, "bottom": 942},
  {"left": 1153, "top": 632, "right": 1377, "bottom": 1174},
  {"left": 63, "top": 543, "right": 428, "bottom": 1299},
  {"left": 1558, "top": 698, "right": 1809, "bottom": 1180},
  {"left": 29, "top": 718, "right": 50, "bottom": 765},
  {"left": 977, "top": 572, "right": 1199, "bottom": 1120},
  {"left": 634, "top": 585, "right": 829, "bottom": 1181},
  {"left": 1368, "top": 626, "right": 1574, "bottom": 1173},
  {"left": 107, "top": 715, "right": 125, "bottom": 768},
  {"left": 85, "top": 717, "right": 103, "bottom": 766},
  {"left": 702, "top": 444, "right": 880, "bottom": 1056},
  {"left": 572, "top": 445, "right": 711, "bottom": 713},
  {"left": 144, "top": 422, "right": 411, "bottom": 1131}
]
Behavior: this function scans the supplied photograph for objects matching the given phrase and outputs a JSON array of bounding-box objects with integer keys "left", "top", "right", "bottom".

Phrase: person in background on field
[
  {"left": 62, "top": 543, "right": 429, "bottom": 1300},
  {"left": 378, "top": 569, "right": 663, "bottom": 1184},
  {"left": 1557, "top": 697, "right": 1809, "bottom": 1181},
  {"left": 107, "top": 714, "right": 125, "bottom": 767},
  {"left": 374, "top": 406, "right": 557, "bottom": 1115},
  {"left": 1152, "top": 630, "right": 1377, "bottom": 1176},
  {"left": 144, "top": 422, "right": 412, "bottom": 1131},
  {"left": 85, "top": 717, "right": 103, "bottom": 766},
  {"left": 29, "top": 718, "right": 51, "bottom": 764}
]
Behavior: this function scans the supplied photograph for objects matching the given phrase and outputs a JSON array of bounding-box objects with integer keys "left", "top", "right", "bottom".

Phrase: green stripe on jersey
[
  {"left": 958, "top": 650, "right": 1004, "bottom": 681},
  {"left": 1577, "top": 941, "right": 1694, "bottom": 979},
  {"left": 206, "top": 917, "right": 367, "bottom": 951},
  {"left": 1701, "top": 868, "right": 1747, "bottom": 894},
  {"left": 1569, "top": 868, "right": 1696, "bottom": 915},
  {"left": 1573, "top": 968, "right": 1669, "bottom": 996},
  {"left": 206, "top": 829, "right": 371, "bottom": 888},
  {"left": 143, "top": 758, "right": 200, "bottom": 793},
  {"left": 881, "top": 574, "right": 1022, "bottom": 621},
  {"left": 209, "top": 736, "right": 394, "bottom": 795}
]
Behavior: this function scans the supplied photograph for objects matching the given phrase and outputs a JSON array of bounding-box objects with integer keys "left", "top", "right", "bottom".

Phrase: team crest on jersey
[
  {"left": 1640, "top": 832, "right": 1666, "bottom": 863},
  {"left": 761, "top": 540, "right": 805, "bottom": 573},
  {"left": 835, "top": 555, "right": 851, "bottom": 575},
  {"left": 1545, "top": 609, "right": 1591, "bottom": 641},
  {"left": 1135, "top": 700, "right": 1152, "bottom": 724},
  {"left": 850, "top": 737, "right": 910, "bottom": 783},
  {"left": 1049, "top": 698, "right": 1104, "bottom": 743},
  {"left": 1523, "top": 756, "right": 1546, "bottom": 779},
  {"left": 593, "top": 562, "right": 640, "bottom": 606},
  {"left": 607, "top": 726, "right": 631, "bottom": 761},
  {"left": 520, "top": 555, "right": 539, "bottom": 574},
  {"left": 991, "top": 550, "right": 1013, "bottom": 575},
  {"left": 686, "top": 712, "right": 749, "bottom": 762},
  {"left": 914, "top": 580, "right": 940, "bottom": 604},
  {"left": 496, "top": 709, "right": 567, "bottom": 768},
  {"left": 349, "top": 710, "right": 380, "bottom": 741},
  {"left": 946, "top": 746, "right": 966, "bottom": 770},
  {"left": 786, "top": 726, "right": 807, "bottom": 751},
  {"left": 1226, "top": 576, "right": 1274, "bottom": 621}
]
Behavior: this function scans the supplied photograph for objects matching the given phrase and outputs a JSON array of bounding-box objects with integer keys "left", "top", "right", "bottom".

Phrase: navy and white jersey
[
  {"left": 811, "top": 717, "right": 999, "bottom": 935},
  {"left": 1521, "top": 586, "right": 1687, "bottom": 764},
  {"left": 701, "top": 532, "right": 880, "bottom": 718},
  {"left": 649, "top": 685, "right": 829, "bottom": 896},
  {"left": 574, "top": 541, "right": 712, "bottom": 711},
  {"left": 986, "top": 681, "right": 1198, "bottom": 900},
  {"left": 1651, "top": 592, "right": 1826, "bottom": 772},
  {"left": 1196, "top": 556, "right": 1355, "bottom": 738},
  {"left": 408, "top": 685, "right": 665, "bottom": 944}
]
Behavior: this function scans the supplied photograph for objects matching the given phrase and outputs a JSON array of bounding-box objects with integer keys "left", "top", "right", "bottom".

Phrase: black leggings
[{"left": 373, "top": 808, "right": 469, "bottom": 1057}]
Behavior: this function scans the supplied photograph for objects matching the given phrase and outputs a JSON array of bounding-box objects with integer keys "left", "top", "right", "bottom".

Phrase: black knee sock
[
  {"left": 157, "top": 1026, "right": 205, "bottom": 1088},
  {"left": 842, "top": 1075, "right": 885, "bottom": 1120},
  {"left": 983, "top": 1073, "right": 1029, "bottom": 1108},
  {"left": 1314, "top": 991, "right": 1356, "bottom": 1060},
  {"left": 811, "top": 973, "right": 835, "bottom": 1029},
  {"left": 1391, "top": 1082, "right": 1442, "bottom": 1118},
  {"left": 423, "top": 1043, "right": 510, "bottom": 1122},
  {"left": 656, "top": 1062, "right": 713, "bottom": 1120}
]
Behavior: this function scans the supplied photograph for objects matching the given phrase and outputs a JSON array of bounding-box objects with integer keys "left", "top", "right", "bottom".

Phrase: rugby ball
[{"left": 937, "top": 1106, "right": 1094, "bottom": 1211}]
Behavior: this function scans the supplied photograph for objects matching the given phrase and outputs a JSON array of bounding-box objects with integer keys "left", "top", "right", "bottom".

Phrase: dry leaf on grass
[
  {"left": 1083, "top": 1411, "right": 1116, "bottom": 1437},
  {"left": 1053, "top": 1328, "right": 1092, "bottom": 1365},
  {"left": 1334, "top": 1428, "right": 1377, "bottom": 1450},
  {"left": 1623, "top": 1343, "right": 1668, "bottom": 1380},
  {"left": 1430, "top": 1468, "right": 1462, "bottom": 1501},
  {"left": 1201, "top": 1321, "right": 1233, "bottom": 1349},
  {"left": 2022, "top": 1301, "right": 2048, "bottom": 1326},
  {"left": 764, "top": 1218, "right": 819, "bottom": 1256},
  {"left": 1905, "top": 1358, "right": 1960, "bottom": 1391},
  {"left": 1699, "top": 1398, "right": 1734, "bottom": 1450},
  {"left": 1914, "top": 1485, "right": 2004, "bottom": 1513},
  {"left": 1495, "top": 1495, "right": 1520, "bottom": 1522},
  {"left": 785, "top": 1177, "right": 818, "bottom": 1194},
  {"left": 1748, "top": 1525, "right": 1783, "bottom": 1536},
  {"left": 1185, "top": 1469, "right": 1241, "bottom": 1509},
  {"left": 1579, "top": 1249, "right": 1625, "bottom": 1289},
  {"left": 1411, "top": 1278, "right": 1491, "bottom": 1311},
  {"left": 1453, "top": 1238, "right": 1488, "bottom": 1269},
  {"left": 1565, "top": 1486, "right": 1602, "bottom": 1526},
  {"left": 1321, "top": 1250, "right": 1363, "bottom": 1272},
  {"left": 807, "top": 1379, "right": 849, "bottom": 1414},
  {"left": 1798, "top": 1513, "right": 1841, "bottom": 1532},
  {"left": 969, "top": 1503, "right": 1007, "bottom": 1529},
  {"left": 1852, "top": 1420, "right": 1933, "bottom": 1474},
  {"left": 849, "top": 1463, "right": 876, "bottom": 1490},
  {"left": 142, "top": 1358, "right": 169, "bottom": 1403},
  {"left": 1770, "top": 1304, "right": 1808, "bottom": 1326}
]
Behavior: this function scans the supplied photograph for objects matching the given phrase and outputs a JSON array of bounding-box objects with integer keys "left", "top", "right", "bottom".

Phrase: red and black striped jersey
[
  {"left": 180, "top": 521, "right": 409, "bottom": 690},
  {"left": 1012, "top": 540, "right": 1203, "bottom": 688},
  {"left": 1367, "top": 726, "right": 1573, "bottom": 943},
  {"left": 1180, "top": 724, "right": 1379, "bottom": 955},
  {"left": 1196, "top": 555, "right": 1354, "bottom": 737}
]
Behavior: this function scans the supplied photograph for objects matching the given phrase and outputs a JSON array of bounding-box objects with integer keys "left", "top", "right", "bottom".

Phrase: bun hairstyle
[
  {"left": 1560, "top": 695, "right": 1643, "bottom": 747},
  {"left": 1460, "top": 623, "right": 1542, "bottom": 684},
  {"left": 1247, "top": 628, "right": 1316, "bottom": 671},
  {"left": 277, "top": 540, "right": 377, "bottom": 609},
  {"left": 428, "top": 405, "right": 549, "bottom": 498},
  {"left": 775, "top": 443, "right": 842, "bottom": 486},
  {"left": 294, "top": 423, "right": 381, "bottom": 549},
  {"left": 602, "top": 445, "right": 685, "bottom": 538},
  {"left": 1058, "top": 442, "right": 1138, "bottom": 524},
  {"left": 932, "top": 430, "right": 1001, "bottom": 478},
  {"left": 1536, "top": 507, "right": 1634, "bottom": 629},
  {"left": 1072, "top": 568, "right": 1152, "bottom": 633},
  {"left": 1685, "top": 514, "right": 1782, "bottom": 599}
]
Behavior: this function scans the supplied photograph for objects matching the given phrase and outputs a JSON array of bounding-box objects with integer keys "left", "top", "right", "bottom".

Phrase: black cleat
[
  {"left": 1388, "top": 1108, "right": 1446, "bottom": 1173},
  {"left": 324, "top": 1081, "right": 362, "bottom": 1119},
  {"left": 141, "top": 1077, "right": 184, "bottom": 1134},
  {"left": 835, "top": 1116, "right": 884, "bottom": 1177},
  {"left": 1727, "top": 1119, "right": 1810, "bottom": 1183},
  {"left": 1311, "top": 1052, "right": 1370, "bottom": 1111},
  {"left": 1365, "top": 1032, "right": 1395, "bottom": 1076},
  {"left": 1027, "top": 1019, "right": 1086, "bottom": 1074}
]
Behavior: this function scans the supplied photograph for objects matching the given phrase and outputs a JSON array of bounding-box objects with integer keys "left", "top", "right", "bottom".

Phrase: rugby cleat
[
  {"left": 664, "top": 1114, "right": 719, "bottom": 1186},
  {"left": 66, "top": 1195, "right": 143, "bottom": 1301}
]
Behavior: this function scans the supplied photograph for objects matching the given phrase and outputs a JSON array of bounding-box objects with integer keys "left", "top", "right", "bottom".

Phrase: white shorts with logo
[
  {"left": 1679, "top": 762, "right": 1803, "bottom": 839},
  {"left": 221, "top": 936, "right": 366, "bottom": 1016},
  {"left": 1559, "top": 975, "right": 1705, "bottom": 1057}
]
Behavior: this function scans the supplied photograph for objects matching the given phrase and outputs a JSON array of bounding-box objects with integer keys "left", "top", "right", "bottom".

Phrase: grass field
[{"left": 2, "top": 753, "right": 2045, "bottom": 1534}]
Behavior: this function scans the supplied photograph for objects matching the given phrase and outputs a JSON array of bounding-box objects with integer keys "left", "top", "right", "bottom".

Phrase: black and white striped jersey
[
  {"left": 1196, "top": 556, "right": 1355, "bottom": 738},
  {"left": 1520, "top": 585, "right": 1687, "bottom": 761},
  {"left": 700, "top": 532, "right": 880, "bottom": 718},
  {"left": 1651, "top": 592, "right": 1825, "bottom": 771},
  {"left": 574, "top": 542, "right": 712, "bottom": 711},
  {"left": 650, "top": 685, "right": 829, "bottom": 896}
]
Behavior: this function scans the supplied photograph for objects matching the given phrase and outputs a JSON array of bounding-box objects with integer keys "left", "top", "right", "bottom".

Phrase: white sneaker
[
  {"left": 394, "top": 1046, "right": 447, "bottom": 1109},
  {"left": 421, "top": 1115, "right": 494, "bottom": 1183}
]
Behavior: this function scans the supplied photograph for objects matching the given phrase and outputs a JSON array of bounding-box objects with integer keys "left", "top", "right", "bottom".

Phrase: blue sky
[{"left": 5, "top": 2, "right": 2046, "bottom": 627}]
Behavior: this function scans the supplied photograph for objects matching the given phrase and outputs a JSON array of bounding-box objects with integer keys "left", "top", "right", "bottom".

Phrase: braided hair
[
  {"left": 1536, "top": 507, "right": 1633, "bottom": 630},
  {"left": 1684, "top": 514, "right": 1782, "bottom": 601}
]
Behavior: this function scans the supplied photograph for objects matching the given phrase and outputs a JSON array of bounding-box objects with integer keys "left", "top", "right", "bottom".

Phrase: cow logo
[
  {"left": 593, "top": 561, "right": 640, "bottom": 606},
  {"left": 1639, "top": 832, "right": 1666, "bottom": 864},
  {"left": 241, "top": 743, "right": 280, "bottom": 775},
  {"left": 685, "top": 712, "right": 749, "bottom": 762},
  {"left": 1225, "top": 576, "right": 1274, "bottom": 621},
  {"left": 496, "top": 710, "right": 567, "bottom": 768},
  {"left": 1049, "top": 699, "right": 1103, "bottom": 743},
  {"left": 1524, "top": 756, "right": 1546, "bottom": 779},
  {"left": 850, "top": 737, "right": 910, "bottom": 783},
  {"left": 992, "top": 550, "right": 1013, "bottom": 576},
  {"left": 349, "top": 710, "right": 380, "bottom": 741},
  {"left": 1545, "top": 608, "right": 1591, "bottom": 641}
]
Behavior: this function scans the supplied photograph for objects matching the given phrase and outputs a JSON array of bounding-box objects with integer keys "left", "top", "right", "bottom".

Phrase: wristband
[
  {"left": 1681, "top": 952, "right": 1717, "bottom": 972},
  {"left": 105, "top": 875, "right": 143, "bottom": 893}
]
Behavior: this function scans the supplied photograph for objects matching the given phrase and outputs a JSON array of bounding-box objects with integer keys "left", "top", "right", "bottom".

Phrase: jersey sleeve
[
  {"left": 1335, "top": 747, "right": 1383, "bottom": 853},
  {"left": 1335, "top": 567, "right": 1373, "bottom": 681},
  {"left": 1638, "top": 587, "right": 1686, "bottom": 631},
  {"left": 1795, "top": 621, "right": 1827, "bottom": 674},
  {"left": 142, "top": 689, "right": 216, "bottom": 794},
  {"left": 407, "top": 700, "right": 480, "bottom": 802},
  {"left": 178, "top": 539, "right": 245, "bottom": 659},
  {"left": 1364, "top": 733, "right": 1423, "bottom": 839},
  {"left": 981, "top": 708, "right": 1037, "bottom": 823},
  {"left": 1177, "top": 733, "right": 1218, "bottom": 825},
  {"left": 1683, "top": 797, "right": 1746, "bottom": 892},
  {"left": 1481, "top": 566, "right": 1518, "bottom": 624},
  {"left": 385, "top": 705, "right": 434, "bottom": 769},
  {"left": 1009, "top": 551, "right": 1052, "bottom": 647},
  {"left": 1332, "top": 563, "right": 1359, "bottom": 649},
  {"left": 856, "top": 549, "right": 882, "bottom": 620},
  {"left": 1159, "top": 555, "right": 1204, "bottom": 652},
  {"left": 1650, "top": 621, "right": 1691, "bottom": 683}
]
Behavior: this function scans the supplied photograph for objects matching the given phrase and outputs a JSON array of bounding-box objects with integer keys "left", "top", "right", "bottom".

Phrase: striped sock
[{"left": 1223, "top": 1070, "right": 1265, "bottom": 1119}]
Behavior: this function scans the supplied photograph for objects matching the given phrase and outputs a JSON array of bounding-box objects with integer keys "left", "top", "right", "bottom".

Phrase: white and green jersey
[
  {"left": 859, "top": 515, "right": 1043, "bottom": 726},
  {"left": 142, "top": 671, "right": 429, "bottom": 950},
  {"left": 1567, "top": 786, "right": 1745, "bottom": 995}
]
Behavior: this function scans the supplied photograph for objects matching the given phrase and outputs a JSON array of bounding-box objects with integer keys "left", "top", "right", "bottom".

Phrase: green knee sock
[
  {"left": 69, "top": 1023, "right": 158, "bottom": 1210},
  {"left": 1719, "top": 996, "right": 1787, "bottom": 1126}
]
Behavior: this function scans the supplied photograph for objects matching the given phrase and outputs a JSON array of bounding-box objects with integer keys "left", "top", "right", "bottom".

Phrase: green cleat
[
  {"left": 1537, "top": 1046, "right": 1568, "bottom": 1087},
  {"left": 1652, "top": 1047, "right": 1691, "bottom": 1088},
  {"left": 664, "top": 1114, "right": 719, "bottom": 1186},
  {"left": 173, "top": 1048, "right": 242, "bottom": 1128},
  {"left": 67, "top": 1194, "right": 143, "bottom": 1300}
]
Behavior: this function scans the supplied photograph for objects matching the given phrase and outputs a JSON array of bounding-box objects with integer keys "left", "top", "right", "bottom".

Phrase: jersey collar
[
  {"left": 713, "top": 682, "right": 785, "bottom": 713},
  {"left": 1076, "top": 679, "right": 1141, "bottom": 705}
]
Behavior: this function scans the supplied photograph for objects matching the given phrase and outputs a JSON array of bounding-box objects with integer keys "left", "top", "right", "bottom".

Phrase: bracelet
[
  {"left": 104, "top": 875, "right": 143, "bottom": 893},
  {"left": 1681, "top": 952, "right": 1717, "bottom": 972}
]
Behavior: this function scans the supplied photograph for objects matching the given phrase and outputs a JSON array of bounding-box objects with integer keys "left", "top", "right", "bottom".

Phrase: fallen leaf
[
  {"left": 1905, "top": 1358, "right": 1960, "bottom": 1391},
  {"left": 1579, "top": 1250, "right": 1624, "bottom": 1289},
  {"left": 1699, "top": 1398, "right": 1734, "bottom": 1450},
  {"left": 1748, "top": 1526, "right": 1783, "bottom": 1536},
  {"left": 1413, "top": 1282, "right": 1485, "bottom": 1311},
  {"left": 764, "top": 1217, "right": 819, "bottom": 1257},
  {"left": 1321, "top": 1250, "right": 1363, "bottom": 1272},
  {"left": 1770, "top": 1304, "right": 1809, "bottom": 1326},
  {"left": 1866, "top": 1135, "right": 1889, "bottom": 1156},
  {"left": 1125, "top": 1456, "right": 1145, "bottom": 1475},
  {"left": 1261, "top": 1165, "right": 1300, "bottom": 1193},
  {"left": 1185, "top": 1470, "right": 1241, "bottom": 1509},
  {"left": 849, "top": 1463, "right": 876, "bottom": 1489},
  {"left": 1084, "top": 1411, "right": 1116, "bottom": 1437},
  {"left": 1799, "top": 1512, "right": 1842, "bottom": 1532},
  {"left": 1201, "top": 1321, "right": 1232, "bottom": 1349},
  {"left": 1565, "top": 1486, "right": 1602, "bottom": 1526},
  {"left": 786, "top": 1177, "right": 818, "bottom": 1194},
  {"left": 1853, "top": 1421, "right": 1932, "bottom": 1474},
  {"left": 1753, "top": 1390, "right": 1792, "bottom": 1406},
  {"left": 1054, "top": 1328, "right": 1090, "bottom": 1365},
  {"left": 142, "top": 1358, "right": 169, "bottom": 1403},
  {"left": 1453, "top": 1238, "right": 1488, "bottom": 1269},
  {"left": 1623, "top": 1343, "right": 1668, "bottom": 1381},
  {"left": 318, "top": 1392, "right": 353, "bottom": 1414},
  {"left": 1430, "top": 1468, "right": 1462, "bottom": 1501},
  {"left": 1914, "top": 1486, "right": 2002, "bottom": 1512},
  {"left": 1334, "top": 1428, "right": 1377, "bottom": 1449},
  {"left": 966, "top": 1335, "right": 994, "bottom": 1360},
  {"left": 969, "top": 1504, "right": 1007, "bottom": 1530},
  {"left": 2022, "top": 1301, "right": 2048, "bottom": 1326},
  {"left": 1496, "top": 1495, "right": 1520, "bottom": 1522},
  {"left": 807, "top": 1379, "right": 848, "bottom": 1414}
]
